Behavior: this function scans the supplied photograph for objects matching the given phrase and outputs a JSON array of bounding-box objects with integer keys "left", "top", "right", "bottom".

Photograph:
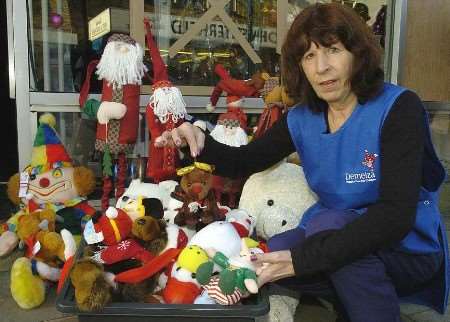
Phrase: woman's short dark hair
[{"left": 281, "top": 3, "right": 384, "bottom": 112}]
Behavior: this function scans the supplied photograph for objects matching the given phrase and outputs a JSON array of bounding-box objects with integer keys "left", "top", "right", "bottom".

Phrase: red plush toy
[
  {"left": 144, "top": 19, "right": 187, "bottom": 183},
  {"left": 206, "top": 64, "right": 267, "bottom": 112}
]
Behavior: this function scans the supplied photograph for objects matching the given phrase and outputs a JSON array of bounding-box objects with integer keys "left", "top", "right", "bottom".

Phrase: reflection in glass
[
  {"left": 28, "top": 0, "right": 130, "bottom": 92},
  {"left": 144, "top": 0, "right": 279, "bottom": 87}
]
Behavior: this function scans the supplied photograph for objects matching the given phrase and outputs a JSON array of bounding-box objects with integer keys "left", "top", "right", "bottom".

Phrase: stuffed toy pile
[{"left": 0, "top": 113, "right": 93, "bottom": 309}]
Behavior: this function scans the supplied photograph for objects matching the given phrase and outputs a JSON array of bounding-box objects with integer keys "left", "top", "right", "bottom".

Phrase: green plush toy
[{"left": 196, "top": 239, "right": 258, "bottom": 295}]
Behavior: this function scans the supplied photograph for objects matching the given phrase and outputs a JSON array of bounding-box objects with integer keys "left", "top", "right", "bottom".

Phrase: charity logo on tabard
[{"left": 345, "top": 150, "right": 379, "bottom": 184}]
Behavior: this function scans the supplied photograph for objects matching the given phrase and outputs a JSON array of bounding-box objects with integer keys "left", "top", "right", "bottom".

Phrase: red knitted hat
[{"left": 217, "top": 107, "right": 247, "bottom": 129}]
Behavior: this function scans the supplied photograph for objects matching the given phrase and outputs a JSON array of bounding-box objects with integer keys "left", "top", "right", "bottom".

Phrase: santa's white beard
[
  {"left": 210, "top": 124, "right": 248, "bottom": 147},
  {"left": 151, "top": 87, "right": 187, "bottom": 123},
  {"left": 97, "top": 42, "right": 147, "bottom": 88}
]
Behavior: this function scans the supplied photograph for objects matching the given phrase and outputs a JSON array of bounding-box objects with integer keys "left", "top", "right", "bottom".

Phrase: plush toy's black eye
[
  {"left": 191, "top": 273, "right": 196, "bottom": 279},
  {"left": 281, "top": 220, "right": 287, "bottom": 226},
  {"left": 267, "top": 199, "right": 274, "bottom": 206},
  {"left": 176, "top": 267, "right": 181, "bottom": 271},
  {"left": 30, "top": 174, "right": 36, "bottom": 181},
  {"left": 122, "top": 196, "right": 129, "bottom": 202}
]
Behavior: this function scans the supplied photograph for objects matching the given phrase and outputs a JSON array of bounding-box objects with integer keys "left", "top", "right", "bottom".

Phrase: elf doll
[
  {"left": 79, "top": 33, "right": 147, "bottom": 210},
  {"left": 206, "top": 64, "right": 269, "bottom": 112},
  {"left": 144, "top": 18, "right": 187, "bottom": 183}
]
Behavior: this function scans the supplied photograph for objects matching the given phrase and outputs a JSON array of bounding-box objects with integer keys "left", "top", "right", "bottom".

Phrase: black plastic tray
[{"left": 56, "top": 244, "right": 270, "bottom": 322}]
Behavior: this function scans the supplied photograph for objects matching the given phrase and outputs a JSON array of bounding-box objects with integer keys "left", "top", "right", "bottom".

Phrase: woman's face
[{"left": 300, "top": 41, "right": 355, "bottom": 107}]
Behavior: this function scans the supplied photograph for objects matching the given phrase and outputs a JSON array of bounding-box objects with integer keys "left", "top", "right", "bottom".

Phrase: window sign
[{"left": 88, "top": 8, "right": 111, "bottom": 41}]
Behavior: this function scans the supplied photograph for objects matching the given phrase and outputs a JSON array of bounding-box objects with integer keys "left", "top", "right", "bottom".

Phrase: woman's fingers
[
  {"left": 253, "top": 250, "right": 292, "bottom": 266},
  {"left": 153, "top": 122, "right": 205, "bottom": 157},
  {"left": 177, "top": 123, "right": 200, "bottom": 157},
  {"left": 256, "top": 262, "right": 296, "bottom": 287},
  {"left": 171, "top": 127, "right": 183, "bottom": 147},
  {"left": 194, "top": 127, "right": 205, "bottom": 153},
  {"left": 154, "top": 131, "right": 173, "bottom": 147}
]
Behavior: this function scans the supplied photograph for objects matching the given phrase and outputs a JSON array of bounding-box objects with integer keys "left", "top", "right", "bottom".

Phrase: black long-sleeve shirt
[{"left": 199, "top": 90, "right": 426, "bottom": 277}]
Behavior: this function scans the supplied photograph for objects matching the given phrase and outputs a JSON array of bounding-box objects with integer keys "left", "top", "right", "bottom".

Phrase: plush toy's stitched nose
[
  {"left": 39, "top": 177, "right": 50, "bottom": 188},
  {"left": 190, "top": 184, "right": 202, "bottom": 195}
]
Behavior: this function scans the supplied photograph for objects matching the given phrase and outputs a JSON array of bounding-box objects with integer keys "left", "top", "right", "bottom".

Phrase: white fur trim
[
  {"left": 61, "top": 229, "right": 76, "bottom": 260},
  {"left": 105, "top": 207, "right": 118, "bottom": 219}
]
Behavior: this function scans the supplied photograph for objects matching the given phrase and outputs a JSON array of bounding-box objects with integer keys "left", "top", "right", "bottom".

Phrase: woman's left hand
[{"left": 252, "top": 250, "right": 296, "bottom": 287}]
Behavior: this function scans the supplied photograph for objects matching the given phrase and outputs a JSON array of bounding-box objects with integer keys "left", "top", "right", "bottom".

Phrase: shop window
[
  {"left": 141, "top": 0, "right": 280, "bottom": 94},
  {"left": 28, "top": 0, "right": 130, "bottom": 93},
  {"left": 27, "top": 0, "right": 390, "bottom": 95}
]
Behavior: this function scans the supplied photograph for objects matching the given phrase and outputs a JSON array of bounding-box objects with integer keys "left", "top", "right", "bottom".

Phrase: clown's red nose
[{"left": 39, "top": 178, "right": 50, "bottom": 188}]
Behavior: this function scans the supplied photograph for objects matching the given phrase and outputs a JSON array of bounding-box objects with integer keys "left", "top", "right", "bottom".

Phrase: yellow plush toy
[{"left": 10, "top": 257, "right": 46, "bottom": 309}]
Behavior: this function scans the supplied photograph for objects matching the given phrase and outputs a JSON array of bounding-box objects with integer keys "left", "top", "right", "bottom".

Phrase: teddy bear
[
  {"left": 1, "top": 113, "right": 96, "bottom": 257},
  {"left": 238, "top": 161, "right": 318, "bottom": 322},
  {"left": 173, "top": 161, "right": 228, "bottom": 231},
  {"left": 69, "top": 258, "right": 116, "bottom": 311},
  {"left": 238, "top": 162, "right": 317, "bottom": 241}
]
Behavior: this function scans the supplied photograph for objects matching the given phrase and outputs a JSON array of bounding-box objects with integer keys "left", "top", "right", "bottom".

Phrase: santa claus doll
[
  {"left": 79, "top": 33, "right": 147, "bottom": 210},
  {"left": 209, "top": 97, "right": 249, "bottom": 208},
  {"left": 144, "top": 19, "right": 187, "bottom": 183}
]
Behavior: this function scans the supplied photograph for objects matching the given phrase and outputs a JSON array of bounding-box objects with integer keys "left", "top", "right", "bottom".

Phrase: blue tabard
[{"left": 287, "top": 83, "right": 449, "bottom": 313}]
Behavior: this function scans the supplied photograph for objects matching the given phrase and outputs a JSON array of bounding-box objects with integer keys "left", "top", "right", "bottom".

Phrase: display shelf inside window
[{"left": 142, "top": 0, "right": 280, "bottom": 89}]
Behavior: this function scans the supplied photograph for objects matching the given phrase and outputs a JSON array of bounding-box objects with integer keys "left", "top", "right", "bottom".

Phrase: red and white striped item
[{"left": 203, "top": 276, "right": 246, "bottom": 305}]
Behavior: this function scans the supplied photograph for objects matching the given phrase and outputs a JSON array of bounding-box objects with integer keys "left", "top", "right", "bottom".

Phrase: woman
[{"left": 155, "top": 4, "right": 448, "bottom": 322}]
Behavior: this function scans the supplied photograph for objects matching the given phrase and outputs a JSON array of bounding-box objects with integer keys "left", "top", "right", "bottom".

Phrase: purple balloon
[{"left": 50, "top": 13, "right": 63, "bottom": 28}]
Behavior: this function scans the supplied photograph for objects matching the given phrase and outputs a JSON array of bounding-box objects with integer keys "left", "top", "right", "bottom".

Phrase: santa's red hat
[
  {"left": 217, "top": 107, "right": 247, "bottom": 130},
  {"left": 94, "top": 207, "right": 132, "bottom": 246}
]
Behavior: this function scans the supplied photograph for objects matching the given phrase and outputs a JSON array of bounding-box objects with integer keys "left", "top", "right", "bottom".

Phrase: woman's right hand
[{"left": 154, "top": 122, "right": 205, "bottom": 157}]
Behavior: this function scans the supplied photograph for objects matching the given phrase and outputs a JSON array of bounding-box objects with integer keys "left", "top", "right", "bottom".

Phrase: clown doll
[
  {"left": 144, "top": 19, "right": 187, "bottom": 183},
  {"left": 79, "top": 33, "right": 147, "bottom": 210},
  {"left": 0, "top": 114, "right": 96, "bottom": 257}
]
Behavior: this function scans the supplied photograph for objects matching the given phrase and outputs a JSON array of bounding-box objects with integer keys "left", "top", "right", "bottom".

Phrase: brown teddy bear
[
  {"left": 174, "top": 162, "right": 227, "bottom": 231},
  {"left": 16, "top": 209, "right": 56, "bottom": 241},
  {"left": 70, "top": 258, "right": 114, "bottom": 311}
]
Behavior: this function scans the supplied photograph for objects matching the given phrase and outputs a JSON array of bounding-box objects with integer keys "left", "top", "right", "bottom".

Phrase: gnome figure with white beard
[
  {"left": 209, "top": 98, "right": 249, "bottom": 208},
  {"left": 144, "top": 19, "right": 187, "bottom": 183},
  {"left": 79, "top": 33, "right": 147, "bottom": 210}
]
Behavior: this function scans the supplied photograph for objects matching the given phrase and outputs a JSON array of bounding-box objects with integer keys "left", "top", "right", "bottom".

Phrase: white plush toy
[
  {"left": 116, "top": 179, "right": 179, "bottom": 221},
  {"left": 238, "top": 161, "right": 318, "bottom": 322},
  {"left": 239, "top": 162, "right": 317, "bottom": 240}
]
